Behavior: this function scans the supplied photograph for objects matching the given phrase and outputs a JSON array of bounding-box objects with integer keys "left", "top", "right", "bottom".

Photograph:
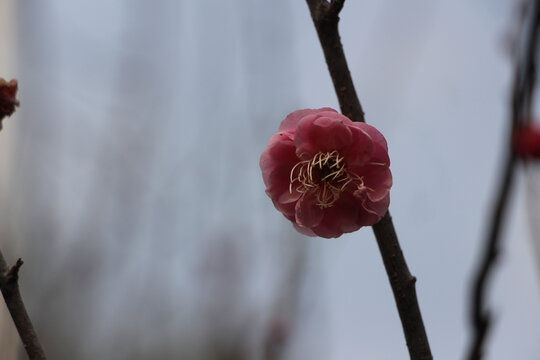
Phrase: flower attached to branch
[
  {"left": 0, "top": 78, "right": 19, "bottom": 130},
  {"left": 514, "top": 124, "right": 540, "bottom": 159},
  {"left": 260, "top": 108, "right": 392, "bottom": 238}
]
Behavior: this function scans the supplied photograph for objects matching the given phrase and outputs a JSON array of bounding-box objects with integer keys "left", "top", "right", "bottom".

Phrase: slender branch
[
  {"left": 305, "top": 1, "right": 432, "bottom": 359},
  {"left": 0, "top": 251, "right": 47, "bottom": 360},
  {"left": 467, "top": 155, "right": 516, "bottom": 360},
  {"left": 372, "top": 213, "right": 432, "bottom": 359},
  {"left": 306, "top": 0, "right": 365, "bottom": 123},
  {"left": 467, "top": 1, "right": 540, "bottom": 359}
]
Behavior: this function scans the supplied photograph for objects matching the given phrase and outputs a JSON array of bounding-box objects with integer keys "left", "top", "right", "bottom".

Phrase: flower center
[{"left": 289, "top": 151, "right": 357, "bottom": 208}]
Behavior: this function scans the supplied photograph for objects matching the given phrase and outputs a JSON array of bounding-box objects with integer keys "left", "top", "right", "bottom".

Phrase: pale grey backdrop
[{"left": 0, "top": 0, "right": 539, "bottom": 359}]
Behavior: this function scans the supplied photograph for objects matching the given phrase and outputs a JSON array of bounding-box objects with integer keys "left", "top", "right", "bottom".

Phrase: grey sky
[{"left": 0, "top": 0, "right": 539, "bottom": 359}]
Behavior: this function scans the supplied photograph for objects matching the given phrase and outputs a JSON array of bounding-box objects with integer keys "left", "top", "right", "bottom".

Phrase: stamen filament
[{"left": 289, "top": 151, "right": 362, "bottom": 208}]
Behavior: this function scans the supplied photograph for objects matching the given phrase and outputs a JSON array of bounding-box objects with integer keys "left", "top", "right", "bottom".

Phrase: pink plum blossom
[{"left": 260, "top": 108, "right": 392, "bottom": 238}]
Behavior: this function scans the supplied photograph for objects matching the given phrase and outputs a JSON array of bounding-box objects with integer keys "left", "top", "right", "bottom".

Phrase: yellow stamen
[{"left": 289, "top": 151, "right": 360, "bottom": 208}]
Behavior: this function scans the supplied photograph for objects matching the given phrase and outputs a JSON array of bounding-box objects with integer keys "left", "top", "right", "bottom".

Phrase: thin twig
[
  {"left": 0, "top": 251, "right": 47, "bottom": 360},
  {"left": 306, "top": 0, "right": 365, "bottom": 123},
  {"left": 305, "top": 1, "right": 432, "bottom": 359},
  {"left": 466, "top": 1, "right": 540, "bottom": 359},
  {"left": 372, "top": 213, "right": 432, "bottom": 360}
]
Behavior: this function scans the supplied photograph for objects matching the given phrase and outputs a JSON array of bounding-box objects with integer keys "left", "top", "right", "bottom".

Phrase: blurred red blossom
[
  {"left": 0, "top": 78, "right": 19, "bottom": 130},
  {"left": 514, "top": 124, "right": 540, "bottom": 159},
  {"left": 260, "top": 108, "right": 392, "bottom": 238}
]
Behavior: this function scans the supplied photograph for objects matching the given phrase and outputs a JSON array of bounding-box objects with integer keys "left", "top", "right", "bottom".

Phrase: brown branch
[
  {"left": 372, "top": 213, "right": 432, "bottom": 359},
  {"left": 0, "top": 251, "right": 47, "bottom": 360},
  {"left": 466, "top": 1, "right": 540, "bottom": 359},
  {"left": 306, "top": 0, "right": 365, "bottom": 123},
  {"left": 305, "top": 1, "right": 432, "bottom": 359},
  {"left": 0, "top": 78, "right": 47, "bottom": 359},
  {"left": 467, "top": 155, "right": 516, "bottom": 360}
]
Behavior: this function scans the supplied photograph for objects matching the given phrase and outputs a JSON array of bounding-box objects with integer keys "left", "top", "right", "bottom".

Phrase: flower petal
[
  {"left": 359, "top": 164, "right": 393, "bottom": 202},
  {"left": 346, "top": 122, "right": 391, "bottom": 202},
  {"left": 344, "top": 125, "right": 375, "bottom": 167},
  {"left": 361, "top": 193, "right": 390, "bottom": 222},
  {"left": 260, "top": 132, "right": 301, "bottom": 216},
  {"left": 295, "top": 112, "right": 354, "bottom": 156},
  {"left": 295, "top": 191, "right": 324, "bottom": 229},
  {"left": 279, "top": 107, "right": 336, "bottom": 132},
  {"left": 310, "top": 193, "right": 360, "bottom": 238},
  {"left": 349, "top": 122, "right": 388, "bottom": 151},
  {"left": 293, "top": 222, "right": 317, "bottom": 237},
  {"left": 260, "top": 133, "right": 297, "bottom": 186}
]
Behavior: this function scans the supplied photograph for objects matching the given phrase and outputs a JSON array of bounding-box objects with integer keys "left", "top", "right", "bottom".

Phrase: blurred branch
[
  {"left": 0, "top": 252, "right": 47, "bottom": 360},
  {"left": 0, "top": 78, "right": 47, "bottom": 360},
  {"left": 467, "top": 1, "right": 540, "bottom": 359},
  {"left": 305, "top": 1, "right": 433, "bottom": 359},
  {"left": 263, "top": 242, "right": 307, "bottom": 360}
]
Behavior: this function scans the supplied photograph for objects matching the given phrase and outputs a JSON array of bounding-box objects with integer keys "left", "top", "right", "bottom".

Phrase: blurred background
[{"left": 0, "top": 0, "right": 539, "bottom": 359}]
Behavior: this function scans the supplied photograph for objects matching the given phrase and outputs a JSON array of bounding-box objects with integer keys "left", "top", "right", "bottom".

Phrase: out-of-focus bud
[
  {"left": 514, "top": 124, "right": 540, "bottom": 159},
  {"left": 0, "top": 78, "right": 19, "bottom": 130}
]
